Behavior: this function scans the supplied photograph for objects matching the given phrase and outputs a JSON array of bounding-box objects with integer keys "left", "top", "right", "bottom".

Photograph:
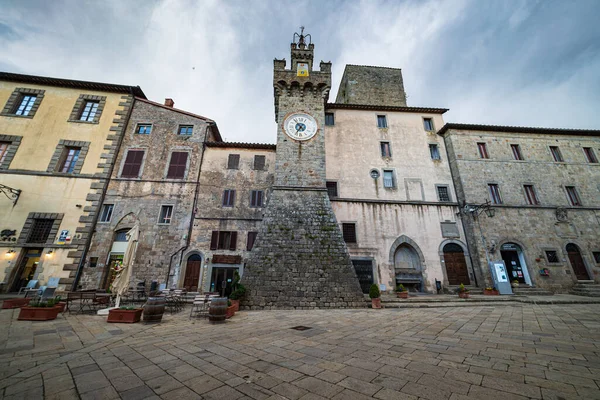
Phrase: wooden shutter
[
  {"left": 257, "top": 191, "right": 263, "bottom": 207},
  {"left": 247, "top": 232, "right": 257, "bottom": 250},
  {"left": 229, "top": 231, "right": 237, "bottom": 250},
  {"left": 228, "top": 154, "right": 240, "bottom": 169},
  {"left": 210, "top": 231, "right": 219, "bottom": 250},
  {"left": 122, "top": 150, "right": 144, "bottom": 177},
  {"left": 167, "top": 152, "right": 188, "bottom": 179},
  {"left": 254, "top": 155, "right": 265, "bottom": 170}
]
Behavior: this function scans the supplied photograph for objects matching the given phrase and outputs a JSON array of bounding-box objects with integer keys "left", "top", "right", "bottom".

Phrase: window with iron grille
[
  {"left": 210, "top": 231, "right": 237, "bottom": 250},
  {"left": 377, "top": 115, "right": 387, "bottom": 128},
  {"left": 380, "top": 142, "right": 391, "bottom": 157},
  {"left": 342, "top": 223, "right": 357, "bottom": 243},
  {"left": 158, "top": 205, "right": 173, "bottom": 224},
  {"left": 121, "top": 150, "right": 144, "bottom": 178},
  {"left": 383, "top": 170, "right": 395, "bottom": 188},
  {"left": 545, "top": 251, "right": 560, "bottom": 264},
  {"left": 79, "top": 101, "right": 99, "bottom": 122},
  {"left": 27, "top": 219, "right": 54, "bottom": 243},
  {"left": 550, "top": 146, "right": 563, "bottom": 162},
  {"left": 423, "top": 118, "right": 434, "bottom": 131},
  {"left": 247, "top": 232, "right": 258, "bottom": 251},
  {"left": 178, "top": 125, "right": 193, "bottom": 135},
  {"left": 227, "top": 154, "right": 240, "bottom": 169},
  {"left": 326, "top": 181, "right": 338, "bottom": 198},
  {"left": 136, "top": 124, "right": 152, "bottom": 134},
  {"left": 99, "top": 204, "right": 114, "bottom": 223},
  {"left": 250, "top": 190, "right": 264, "bottom": 207},
  {"left": 583, "top": 147, "right": 598, "bottom": 163},
  {"left": 437, "top": 186, "right": 450, "bottom": 202},
  {"left": 14, "top": 95, "right": 37, "bottom": 116},
  {"left": 0, "top": 142, "right": 10, "bottom": 164},
  {"left": 222, "top": 189, "right": 235, "bottom": 207},
  {"left": 565, "top": 186, "right": 581, "bottom": 206},
  {"left": 253, "top": 155, "right": 266, "bottom": 170},
  {"left": 488, "top": 184, "right": 502, "bottom": 204},
  {"left": 325, "top": 112, "right": 335, "bottom": 126},
  {"left": 477, "top": 143, "right": 489, "bottom": 159},
  {"left": 511, "top": 144, "right": 523, "bottom": 160},
  {"left": 58, "top": 147, "right": 81, "bottom": 173},
  {"left": 593, "top": 252, "right": 600, "bottom": 264},
  {"left": 429, "top": 144, "right": 441, "bottom": 160},
  {"left": 524, "top": 185, "right": 540, "bottom": 205},
  {"left": 167, "top": 152, "right": 188, "bottom": 179}
]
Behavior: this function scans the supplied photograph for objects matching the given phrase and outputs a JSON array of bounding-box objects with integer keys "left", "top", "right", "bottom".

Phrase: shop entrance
[
  {"left": 10, "top": 248, "right": 43, "bottom": 292},
  {"left": 500, "top": 243, "right": 531, "bottom": 285},
  {"left": 567, "top": 243, "right": 590, "bottom": 281},
  {"left": 210, "top": 267, "right": 238, "bottom": 297}
]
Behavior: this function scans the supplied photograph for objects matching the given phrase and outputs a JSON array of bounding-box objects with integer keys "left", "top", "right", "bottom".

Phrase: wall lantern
[
  {"left": 370, "top": 169, "right": 380, "bottom": 179},
  {"left": 5, "top": 249, "right": 15, "bottom": 257},
  {"left": 45, "top": 250, "right": 53, "bottom": 258}
]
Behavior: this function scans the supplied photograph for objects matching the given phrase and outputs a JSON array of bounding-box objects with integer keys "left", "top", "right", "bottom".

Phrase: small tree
[
  {"left": 396, "top": 284, "right": 406, "bottom": 292},
  {"left": 369, "top": 283, "right": 380, "bottom": 299}
]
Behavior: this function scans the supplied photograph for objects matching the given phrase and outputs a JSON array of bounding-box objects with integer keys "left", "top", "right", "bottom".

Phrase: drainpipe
[
  {"left": 165, "top": 121, "right": 215, "bottom": 287},
  {"left": 71, "top": 90, "right": 137, "bottom": 291}
]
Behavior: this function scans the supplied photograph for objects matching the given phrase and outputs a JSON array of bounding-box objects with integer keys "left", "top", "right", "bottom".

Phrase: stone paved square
[{"left": 1, "top": 303, "right": 600, "bottom": 399}]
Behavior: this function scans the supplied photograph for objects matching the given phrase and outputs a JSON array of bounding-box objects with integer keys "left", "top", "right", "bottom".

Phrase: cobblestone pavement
[{"left": 1, "top": 304, "right": 600, "bottom": 399}]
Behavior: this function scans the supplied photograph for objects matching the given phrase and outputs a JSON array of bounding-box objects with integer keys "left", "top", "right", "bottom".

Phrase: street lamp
[{"left": 459, "top": 200, "right": 496, "bottom": 285}]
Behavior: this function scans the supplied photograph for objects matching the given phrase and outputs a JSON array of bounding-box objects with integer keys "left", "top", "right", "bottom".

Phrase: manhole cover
[{"left": 290, "top": 326, "right": 312, "bottom": 331}]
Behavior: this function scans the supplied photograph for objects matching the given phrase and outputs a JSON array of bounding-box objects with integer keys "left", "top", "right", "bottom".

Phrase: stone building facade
[
  {"left": 0, "top": 72, "right": 144, "bottom": 292},
  {"left": 440, "top": 124, "right": 600, "bottom": 292},
  {"left": 78, "top": 98, "right": 220, "bottom": 290}
]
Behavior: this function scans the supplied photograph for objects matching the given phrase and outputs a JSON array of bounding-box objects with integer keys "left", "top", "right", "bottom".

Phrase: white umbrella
[{"left": 111, "top": 224, "right": 139, "bottom": 308}]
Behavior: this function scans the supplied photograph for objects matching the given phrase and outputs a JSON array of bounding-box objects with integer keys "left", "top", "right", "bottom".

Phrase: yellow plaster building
[{"left": 0, "top": 72, "right": 144, "bottom": 292}]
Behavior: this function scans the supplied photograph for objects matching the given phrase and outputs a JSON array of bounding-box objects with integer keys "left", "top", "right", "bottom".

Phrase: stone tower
[{"left": 241, "top": 29, "right": 366, "bottom": 309}]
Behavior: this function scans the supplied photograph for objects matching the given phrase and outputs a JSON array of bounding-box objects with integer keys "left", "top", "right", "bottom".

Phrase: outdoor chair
[
  {"left": 18, "top": 280, "right": 38, "bottom": 296},
  {"left": 189, "top": 294, "right": 211, "bottom": 319},
  {"left": 39, "top": 286, "right": 56, "bottom": 301}
]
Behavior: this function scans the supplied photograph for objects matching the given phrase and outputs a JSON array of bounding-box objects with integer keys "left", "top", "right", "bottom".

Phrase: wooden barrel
[
  {"left": 208, "top": 297, "right": 228, "bottom": 323},
  {"left": 143, "top": 297, "right": 166, "bottom": 323}
]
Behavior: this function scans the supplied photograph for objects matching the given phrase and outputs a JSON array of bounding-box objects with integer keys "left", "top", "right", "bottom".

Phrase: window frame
[
  {"left": 68, "top": 94, "right": 106, "bottom": 124},
  {"left": 79, "top": 100, "right": 99, "bottom": 122},
  {"left": 57, "top": 146, "right": 82, "bottom": 174},
  {"left": 14, "top": 94, "right": 37, "bottom": 116},
  {"left": 0, "top": 141, "right": 11, "bottom": 165},
  {"left": 253, "top": 155, "right": 266, "bottom": 170},
  {"left": 592, "top": 251, "right": 600, "bottom": 265},
  {"left": 382, "top": 169, "right": 395, "bottom": 189},
  {"left": 227, "top": 154, "right": 240, "bottom": 169},
  {"left": 429, "top": 143, "right": 441, "bottom": 160},
  {"left": 250, "top": 190, "right": 264, "bottom": 208},
  {"left": 380, "top": 141, "right": 392, "bottom": 158},
  {"left": 342, "top": 222, "right": 357, "bottom": 244},
  {"left": 99, "top": 204, "right": 114, "bottom": 223},
  {"left": 136, "top": 123, "right": 153, "bottom": 135},
  {"left": 583, "top": 147, "right": 598, "bottom": 163},
  {"left": 324, "top": 112, "right": 335, "bottom": 126},
  {"left": 565, "top": 186, "right": 582, "bottom": 206},
  {"left": 247, "top": 232, "right": 258, "bottom": 251},
  {"left": 120, "top": 149, "right": 146, "bottom": 178},
  {"left": 26, "top": 218, "right": 55, "bottom": 244},
  {"left": 1, "top": 88, "right": 45, "bottom": 119},
  {"left": 376, "top": 114, "right": 388, "bottom": 129},
  {"left": 178, "top": 125, "right": 194, "bottom": 136},
  {"left": 549, "top": 146, "right": 564, "bottom": 162},
  {"left": 210, "top": 230, "right": 238, "bottom": 250},
  {"left": 488, "top": 183, "right": 503, "bottom": 204},
  {"left": 158, "top": 205, "right": 174, "bottom": 225},
  {"left": 436, "top": 185, "right": 451, "bottom": 202},
  {"left": 477, "top": 142, "right": 489, "bottom": 159},
  {"left": 165, "top": 151, "right": 190, "bottom": 180},
  {"left": 510, "top": 144, "right": 524, "bottom": 161},
  {"left": 422, "top": 117, "right": 434, "bottom": 132},
  {"left": 544, "top": 250, "right": 561, "bottom": 265},
  {"left": 222, "top": 189, "right": 236, "bottom": 207},
  {"left": 326, "top": 181, "right": 339, "bottom": 199},
  {"left": 523, "top": 184, "right": 540, "bottom": 205}
]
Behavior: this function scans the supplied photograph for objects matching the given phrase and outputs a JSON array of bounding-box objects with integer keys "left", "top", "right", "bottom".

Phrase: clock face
[{"left": 283, "top": 112, "right": 318, "bottom": 141}]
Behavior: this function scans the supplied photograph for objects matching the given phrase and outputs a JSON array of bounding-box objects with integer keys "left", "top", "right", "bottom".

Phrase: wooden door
[
  {"left": 567, "top": 244, "right": 590, "bottom": 280},
  {"left": 444, "top": 252, "right": 470, "bottom": 285},
  {"left": 184, "top": 261, "right": 201, "bottom": 291}
]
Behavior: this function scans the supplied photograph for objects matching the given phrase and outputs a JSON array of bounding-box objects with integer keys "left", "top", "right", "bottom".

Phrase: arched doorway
[
  {"left": 500, "top": 242, "right": 532, "bottom": 285},
  {"left": 101, "top": 229, "right": 129, "bottom": 289},
  {"left": 394, "top": 243, "right": 423, "bottom": 292},
  {"left": 443, "top": 243, "right": 470, "bottom": 285},
  {"left": 183, "top": 254, "right": 202, "bottom": 291},
  {"left": 567, "top": 243, "right": 590, "bottom": 280}
]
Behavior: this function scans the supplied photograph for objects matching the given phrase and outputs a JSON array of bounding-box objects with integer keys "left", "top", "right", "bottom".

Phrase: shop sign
[{"left": 57, "top": 230, "right": 69, "bottom": 244}]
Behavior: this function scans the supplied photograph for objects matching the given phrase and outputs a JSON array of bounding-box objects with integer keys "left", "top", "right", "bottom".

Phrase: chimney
[{"left": 164, "top": 98, "right": 174, "bottom": 108}]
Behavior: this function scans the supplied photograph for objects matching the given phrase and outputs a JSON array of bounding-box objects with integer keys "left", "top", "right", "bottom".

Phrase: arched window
[{"left": 114, "top": 229, "right": 129, "bottom": 242}]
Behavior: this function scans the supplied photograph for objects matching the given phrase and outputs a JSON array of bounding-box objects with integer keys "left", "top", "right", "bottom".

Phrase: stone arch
[
  {"left": 177, "top": 250, "right": 205, "bottom": 291},
  {"left": 438, "top": 239, "right": 470, "bottom": 256},
  {"left": 498, "top": 239, "right": 534, "bottom": 286},
  {"left": 113, "top": 212, "right": 139, "bottom": 233},
  {"left": 439, "top": 239, "right": 473, "bottom": 286},
  {"left": 389, "top": 235, "right": 427, "bottom": 292},
  {"left": 564, "top": 242, "right": 592, "bottom": 281},
  {"left": 388, "top": 235, "right": 425, "bottom": 265}
]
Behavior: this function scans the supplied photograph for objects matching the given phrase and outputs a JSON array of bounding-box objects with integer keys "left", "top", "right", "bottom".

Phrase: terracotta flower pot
[
  {"left": 226, "top": 305, "right": 236, "bottom": 319},
  {"left": 371, "top": 298, "right": 381, "bottom": 309},
  {"left": 55, "top": 302, "right": 67, "bottom": 312},
  {"left": 483, "top": 290, "right": 499, "bottom": 296},
  {"left": 230, "top": 299, "right": 240, "bottom": 312},
  {"left": 18, "top": 306, "right": 60, "bottom": 321},
  {"left": 458, "top": 292, "right": 470, "bottom": 299},
  {"left": 2, "top": 298, "right": 31, "bottom": 309},
  {"left": 107, "top": 308, "right": 143, "bottom": 323},
  {"left": 397, "top": 292, "right": 409, "bottom": 299}
]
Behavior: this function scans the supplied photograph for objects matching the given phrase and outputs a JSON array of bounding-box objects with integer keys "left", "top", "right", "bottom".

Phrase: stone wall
[{"left": 335, "top": 65, "right": 407, "bottom": 107}]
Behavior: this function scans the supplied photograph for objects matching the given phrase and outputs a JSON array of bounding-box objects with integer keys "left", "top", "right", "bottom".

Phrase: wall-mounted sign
[
  {"left": 494, "top": 263, "right": 508, "bottom": 282},
  {"left": 0, "top": 229, "right": 17, "bottom": 242},
  {"left": 297, "top": 62, "right": 309, "bottom": 77},
  {"left": 212, "top": 255, "right": 242, "bottom": 264},
  {"left": 57, "top": 230, "right": 69, "bottom": 244}
]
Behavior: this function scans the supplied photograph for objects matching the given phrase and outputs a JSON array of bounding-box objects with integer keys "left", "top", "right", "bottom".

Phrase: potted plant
[
  {"left": 107, "top": 306, "right": 143, "bottom": 323},
  {"left": 18, "top": 300, "right": 60, "bottom": 321},
  {"left": 226, "top": 299, "right": 236, "bottom": 319},
  {"left": 228, "top": 271, "right": 246, "bottom": 312},
  {"left": 2, "top": 297, "right": 31, "bottom": 309},
  {"left": 511, "top": 280, "right": 519, "bottom": 288},
  {"left": 369, "top": 283, "right": 381, "bottom": 309},
  {"left": 457, "top": 283, "right": 470, "bottom": 299},
  {"left": 483, "top": 286, "right": 499, "bottom": 296},
  {"left": 54, "top": 296, "right": 67, "bottom": 312},
  {"left": 396, "top": 284, "right": 409, "bottom": 299}
]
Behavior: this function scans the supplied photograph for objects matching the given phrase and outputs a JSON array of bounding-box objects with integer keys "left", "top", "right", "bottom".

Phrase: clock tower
[{"left": 241, "top": 29, "right": 365, "bottom": 309}]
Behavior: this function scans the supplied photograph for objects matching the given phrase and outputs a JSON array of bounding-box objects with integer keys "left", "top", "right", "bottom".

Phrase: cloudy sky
[{"left": 1, "top": 0, "right": 599, "bottom": 143}]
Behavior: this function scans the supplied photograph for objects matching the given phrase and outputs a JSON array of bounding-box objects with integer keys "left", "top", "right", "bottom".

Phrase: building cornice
[
  {"left": 205, "top": 141, "right": 276, "bottom": 150},
  {"left": 326, "top": 103, "right": 448, "bottom": 114},
  {"left": 437, "top": 123, "right": 600, "bottom": 137}
]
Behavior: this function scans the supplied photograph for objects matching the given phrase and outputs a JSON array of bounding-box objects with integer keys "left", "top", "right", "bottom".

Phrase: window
[
  {"left": 523, "top": 185, "right": 540, "bottom": 205},
  {"left": 593, "top": 252, "right": 600, "bottom": 264},
  {"left": 0, "top": 142, "right": 9, "bottom": 164},
  {"left": 250, "top": 190, "right": 264, "bottom": 207},
  {"left": 565, "top": 186, "right": 582, "bottom": 206},
  {"left": 247, "top": 232, "right": 258, "bottom": 251},
  {"left": 158, "top": 205, "right": 173, "bottom": 224},
  {"left": 383, "top": 170, "right": 395, "bottom": 188},
  {"left": 79, "top": 101, "right": 99, "bottom": 122},
  {"left": 326, "top": 181, "right": 338, "bottom": 198},
  {"left": 90, "top": 257, "right": 98, "bottom": 268},
  {"left": 380, "top": 142, "right": 391, "bottom": 157},
  {"left": 166, "top": 152, "right": 189, "bottom": 179},
  {"left": 121, "top": 150, "right": 145, "bottom": 178},
  {"left": 136, "top": 124, "right": 152, "bottom": 134},
  {"left": 437, "top": 186, "right": 451, "bottom": 202},
  {"left": 58, "top": 147, "right": 81, "bottom": 173},
  {"left": 511, "top": 144, "right": 523, "bottom": 160},
  {"left": 583, "top": 147, "right": 598, "bottom": 163},
  {"left": 477, "top": 143, "right": 489, "bottom": 159},
  {"left": 253, "top": 155, "right": 266, "bottom": 170},
  {"left": 14, "top": 95, "right": 37, "bottom": 116},
  {"left": 222, "top": 189, "right": 235, "bottom": 207},
  {"left": 114, "top": 230, "right": 128, "bottom": 242},
  {"left": 377, "top": 115, "right": 387, "bottom": 128},
  {"left": 210, "top": 231, "right": 237, "bottom": 250},
  {"left": 27, "top": 219, "right": 54, "bottom": 243},
  {"left": 550, "top": 146, "right": 563, "bottom": 162},
  {"left": 325, "top": 112, "right": 335, "bottom": 126},
  {"left": 429, "top": 144, "right": 441, "bottom": 160},
  {"left": 227, "top": 154, "right": 240, "bottom": 169},
  {"left": 342, "top": 223, "right": 357, "bottom": 243},
  {"left": 99, "top": 204, "right": 114, "bottom": 223},
  {"left": 423, "top": 118, "right": 434, "bottom": 131},
  {"left": 488, "top": 184, "right": 502, "bottom": 204},
  {"left": 178, "top": 125, "right": 193, "bottom": 135},
  {"left": 545, "top": 251, "right": 560, "bottom": 264}
]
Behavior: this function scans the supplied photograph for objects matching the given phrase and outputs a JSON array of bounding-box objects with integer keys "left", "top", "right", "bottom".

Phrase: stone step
[
  {"left": 571, "top": 284, "right": 600, "bottom": 297},
  {"left": 512, "top": 287, "right": 554, "bottom": 296}
]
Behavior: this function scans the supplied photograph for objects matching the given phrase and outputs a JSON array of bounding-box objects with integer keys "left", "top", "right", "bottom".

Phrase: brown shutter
[
  {"left": 231, "top": 190, "right": 235, "bottom": 206},
  {"left": 247, "top": 232, "right": 257, "bottom": 250},
  {"left": 122, "top": 150, "right": 144, "bottom": 177},
  {"left": 254, "top": 155, "right": 265, "bottom": 170},
  {"left": 167, "top": 152, "right": 188, "bottom": 179},
  {"left": 210, "top": 231, "right": 218, "bottom": 250},
  {"left": 229, "top": 231, "right": 237, "bottom": 250},
  {"left": 257, "top": 191, "right": 263, "bottom": 207},
  {"left": 228, "top": 154, "right": 240, "bottom": 169}
]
